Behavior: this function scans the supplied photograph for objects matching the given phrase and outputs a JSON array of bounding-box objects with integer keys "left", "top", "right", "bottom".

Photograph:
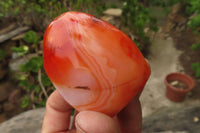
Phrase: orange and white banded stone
[{"left": 43, "top": 12, "right": 150, "bottom": 116}]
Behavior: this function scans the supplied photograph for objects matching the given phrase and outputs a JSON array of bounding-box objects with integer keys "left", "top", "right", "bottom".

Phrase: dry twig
[{"left": 38, "top": 69, "right": 48, "bottom": 99}]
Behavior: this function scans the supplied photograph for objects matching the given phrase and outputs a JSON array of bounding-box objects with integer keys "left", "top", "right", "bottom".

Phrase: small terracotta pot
[{"left": 164, "top": 72, "right": 195, "bottom": 102}]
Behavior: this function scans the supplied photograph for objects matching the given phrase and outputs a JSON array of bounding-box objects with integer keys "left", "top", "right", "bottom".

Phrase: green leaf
[
  {"left": 14, "top": 7, "right": 19, "bottom": 15},
  {"left": 36, "top": 101, "right": 46, "bottom": 108},
  {"left": 20, "top": 56, "right": 43, "bottom": 73},
  {"left": 0, "top": 13, "right": 4, "bottom": 18},
  {"left": 16, "top": 74, "right": 28, "bottom": 81},
  {"left": 19, "top": 80, "right": 29, "bottom": 87},
  {"left": 121, "top": 0, "right": 157, "bottom": 49},
  {"left": 191, "top": 62, "right": 200, "bottom": 77},
  {"left": 23, "top": 30, "right": 41, "bottom": 44},
  {"left": 35, "top": 85, "right": 41, "bottom": 94},
  {"left": 190, "top": 43, "right": 200, "bottom": 50},
  {"left": 27, "top": 84, "right": 37, "bottom": 92},
  {"left": 188, "top": 15, "right": 200, "bottom": 29},
  {"left": 42, "top": 74, "right": 52, "bottom": 87},
  {"left": 11, "top": 45, "right": 29, "bottom": 57},
  {"left": 21, "top": 96, "right": 30, "bottom": 108},
  {"left": 0, "top": 49, "right": 6, "bottom": 60},
  {"left": 71, "top": 108, "right": 75, "bottom": 116}
]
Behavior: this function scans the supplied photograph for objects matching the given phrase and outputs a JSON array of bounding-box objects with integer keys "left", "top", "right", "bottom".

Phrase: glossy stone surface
[{"left": 43, "top": 12, "right": 150, "bottom": 116}]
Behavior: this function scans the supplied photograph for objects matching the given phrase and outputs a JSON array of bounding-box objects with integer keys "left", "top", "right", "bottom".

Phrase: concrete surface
[
  {"left": 140, "top": 30, "right": 199, "bottom": 117},
  {"left": 0, "top": 108, "right": 45, "bottom": 133},
  {"left": 143, "top": 102, "right": 200, "bottom": 132}
]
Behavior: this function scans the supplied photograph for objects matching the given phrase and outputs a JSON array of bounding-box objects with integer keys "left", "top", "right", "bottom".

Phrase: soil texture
[{"left": 171, "top": 28, "right": 200, "bottom": 99}]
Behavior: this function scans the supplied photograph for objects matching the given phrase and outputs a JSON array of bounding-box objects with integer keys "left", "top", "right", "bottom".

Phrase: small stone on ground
[{"left": 103, "top": 8, "right": 122, "bottom": 17}]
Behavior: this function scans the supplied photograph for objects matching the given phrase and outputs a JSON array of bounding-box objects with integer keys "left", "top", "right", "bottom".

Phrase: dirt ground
[
  {"left": 171, "top": 28, "right": 200, "bottom": 99},
  {"left": 0, "top": 39, "right": 25, "bottom": 122}
]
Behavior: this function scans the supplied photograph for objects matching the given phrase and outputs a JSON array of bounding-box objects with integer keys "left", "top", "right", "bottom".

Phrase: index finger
[{"left": 42, "top": 90, "right": 73, "bottom": 133}]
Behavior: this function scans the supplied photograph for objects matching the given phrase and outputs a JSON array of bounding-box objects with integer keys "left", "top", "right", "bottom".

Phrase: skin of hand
[{"left": 42, "top": 90, "right": 142, "bottom": 133}]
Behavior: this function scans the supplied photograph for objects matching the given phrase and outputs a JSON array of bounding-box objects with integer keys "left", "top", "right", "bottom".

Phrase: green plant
[
  {"left": 143, "top": 0, "right": 180, "bottom": 7},
  {"left": 41, "top": 74, "right": 52, "bottom": 87},
  {"left": 190, "top": 42, "right": 200, "bottom": 77},
  {"left": 122, "top": 0, "right": 158, "bottom": 51},
  {"left": 191, "top": 62, "right": 200, "bottom": 77},
  {"left": 0, "top": 0, "right": 14, "bottom": 18},
  {"left": 11, "top": 45, "right": 29, "bottom": 57},
  {"left": 10, "top": 29, "right": 54, "bottom": 109},
  {"left": 21, "top": 95, "right": 30, "bottom": 108},
  {"left": 180, "top": 0, "right": 200, "bottom": 33},
  {"left": 188, "top": 15, "right": 200, "bottom": 34},
  {"left": 17, "top": 55, "right": 54, "bottom": 108},
  {"left": 150, "top": 0, "right": 166, "bottom": 6},
  {"left": 0, "top": 0, "right": 107, "bottom": 30},
  {"left": 20, "top": 56, "right": 43, "bottom": 73},
  {"left": 183, "top": 0, "right": 200, "bottom": 15},
  {"left": 178, "top": 0, "right": 200, "bottom": 78},
  {"left": 0, "top": 49, "right": 6, "bottom": 61},
  {"left": 23, "top": 30, "right": 41, "bottom": 44},
  {"left": 190, "top": 43, "right": 200, "bottom": 50}
]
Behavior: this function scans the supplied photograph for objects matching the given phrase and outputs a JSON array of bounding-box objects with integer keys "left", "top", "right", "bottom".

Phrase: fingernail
[{"left": 75, "top": 121, "right": 86, "bottom": 133}]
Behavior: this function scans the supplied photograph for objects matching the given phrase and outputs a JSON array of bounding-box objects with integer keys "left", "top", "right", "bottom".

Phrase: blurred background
[{"left": 0, "top": 0, "right": 200, "bottom": 132}]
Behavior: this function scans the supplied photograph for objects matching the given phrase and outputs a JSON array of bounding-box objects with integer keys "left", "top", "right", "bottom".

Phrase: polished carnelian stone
[{"left": 43, "top": 12, "right": 150, "bottom": 116}]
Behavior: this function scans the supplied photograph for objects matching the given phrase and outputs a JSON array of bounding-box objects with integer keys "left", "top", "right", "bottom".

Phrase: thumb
[{"left": 75, "top": 111, "right": 120, "bottom": 133}]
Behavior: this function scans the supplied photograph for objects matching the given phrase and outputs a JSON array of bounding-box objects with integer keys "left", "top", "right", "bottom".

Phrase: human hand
[{"left": 42, "top": 90, "right": 142, "bottom": 133}]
